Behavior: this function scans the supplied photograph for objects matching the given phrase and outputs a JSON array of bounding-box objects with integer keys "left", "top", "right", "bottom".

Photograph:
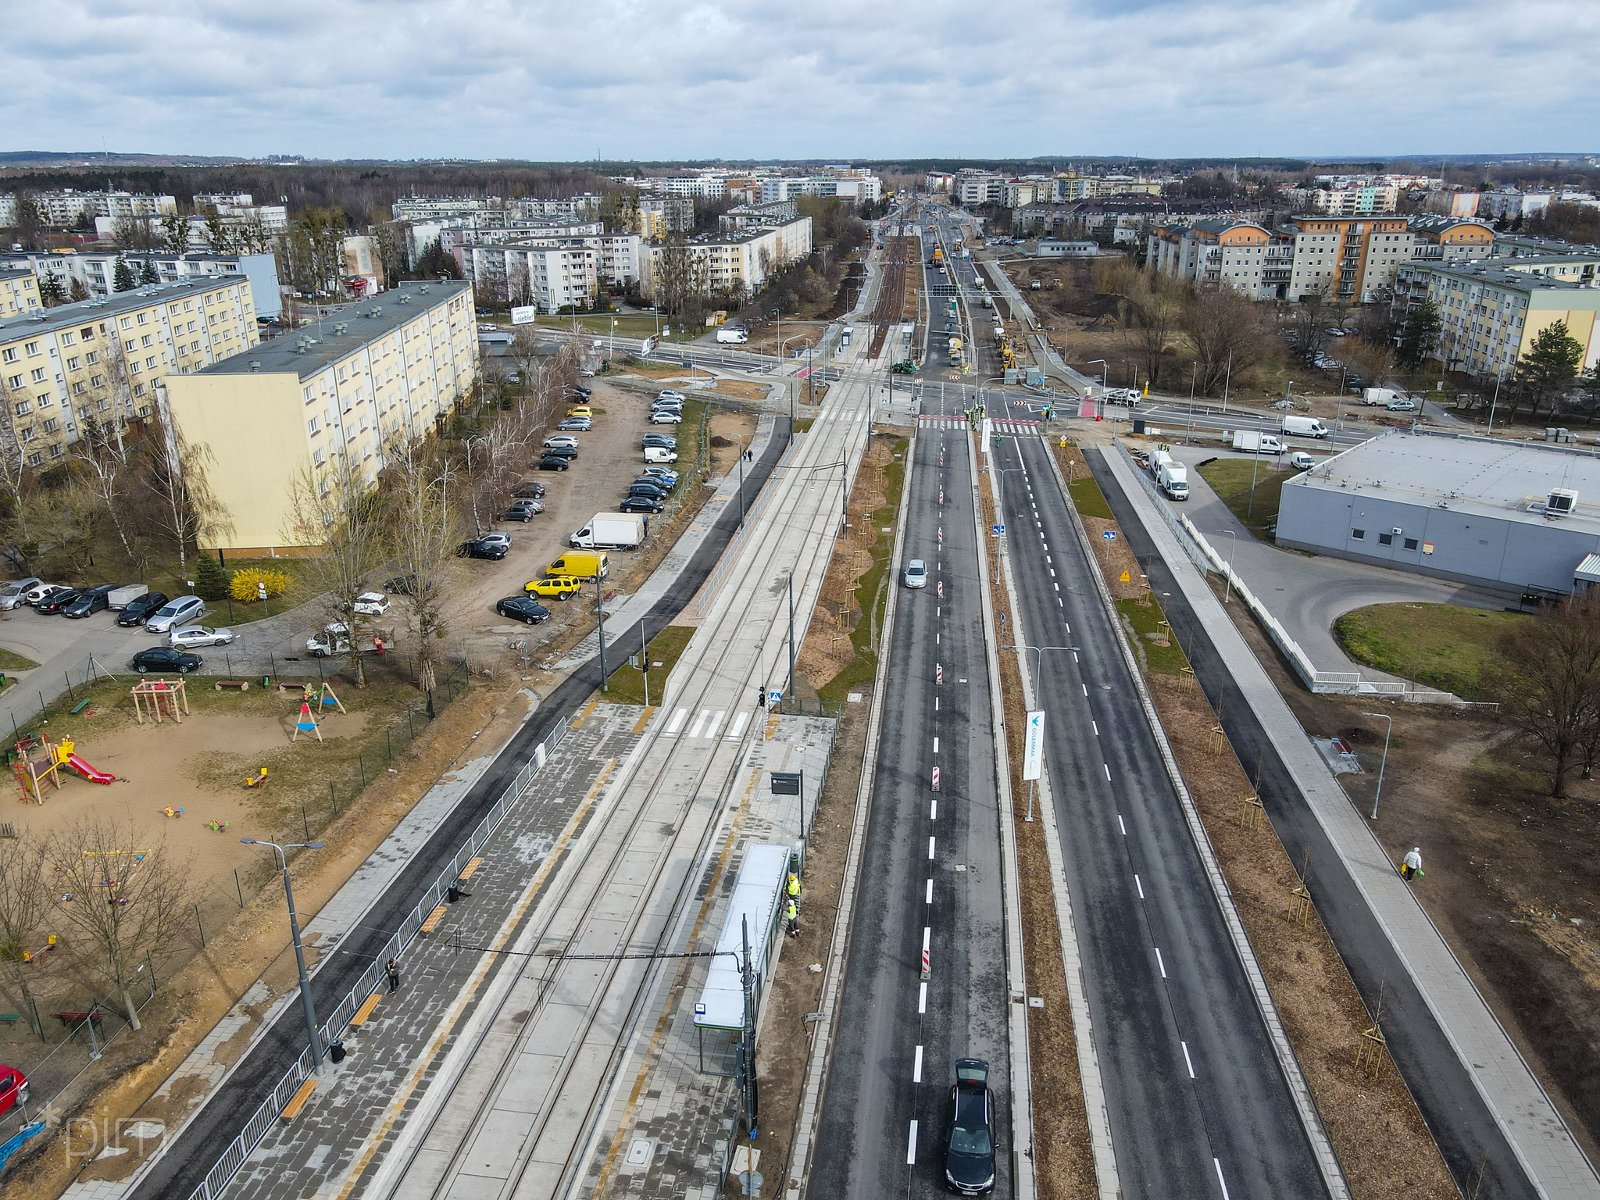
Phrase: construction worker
[
  {"left": 786, "top": 872, "right": 801, "bottom": 901},
  {"left": 1401, "top": 847, "right": 1423, "bottom": 881},
  {"left": 785, "top": 898, "right": 800, "bottom": 938}
]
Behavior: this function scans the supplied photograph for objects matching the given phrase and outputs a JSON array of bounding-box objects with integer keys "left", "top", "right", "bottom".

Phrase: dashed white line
[
  {"left": 928, "top": 836, "right": 936, "bottom": 860},
  {"left": 1182, "top": 1041, "right": 1196, "bottom": 1079},
  {"left": 1049, "top": 567, "right": 1056, "bottom": 577},
  {"left": 934, "top": 697, "right": 940, "bottom": 712},
  {"left": 1134, "top": 873, "right": 1144, "bottom": 899},
  {"left": 1214, "top": 1159, "right": 1231, "bottom": 1199},
  {"left": 1103, "top": 763, "right": 1111, "bottom": 781},
  {"left": 1091, "top": 720, "right": 1099, "bottom": 736},
  {"left": 907, "top": 1121, "right": 918, "bottom": 1165},
  {"left": 687, "top": 711, "right": 707, "bottom": 739},
  {"left": 918, "top": 981, "right": 927, "bottom": 1013},
  {"left": 1118, "top": 813, "right": 1127, "bottom": 835},
  {"left": 913, "top": 1044, "right": 924, "bottom": 1083},
  {"left": 1155, "top": 947, "right": 1168, "bottom": 978},
  {"left": 926, "top": 878, "right": 934, "bottom": 904},
  {"left": 932, "top": 736, "right": 939, "bottom": 754},
  {"left": 665, "top": 707, "right": 687, "bottom": 734}
]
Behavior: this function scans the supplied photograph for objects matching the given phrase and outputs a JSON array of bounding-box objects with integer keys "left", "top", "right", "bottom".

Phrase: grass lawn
[
  {"left": 1067, "top": 475, "right": 1113, "bottom": 520},
  {"left": 1116, "top": 595, "right": 1189, "bottom": 675},
  {"left": 0, "top": 647, "right": 39, "bottom": 672},
  {"left": 604, "top": 625, "right": 695, "bottom": 706},
  {"left": 1333, "top": 602, "right": 1525, "bottom": 700},
  {"left": 1195, "top": 457, "right": 1297, "bottom": 536},
  {"left": 531, "top": 314, "right": 672, "bottom": 339}
]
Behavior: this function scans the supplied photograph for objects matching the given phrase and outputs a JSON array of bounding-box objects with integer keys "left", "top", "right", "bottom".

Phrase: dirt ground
[
  {"left": 742, "top": 321, "right": 829, "bottom": 359},
  {"left": 1225, "top": 597, "right": 1600, "bottom": 1166}
]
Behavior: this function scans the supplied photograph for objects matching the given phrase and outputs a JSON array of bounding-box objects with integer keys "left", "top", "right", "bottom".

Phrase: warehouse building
[{"left": 1276, "top": 430, "right": 1600, "bottom": 597}]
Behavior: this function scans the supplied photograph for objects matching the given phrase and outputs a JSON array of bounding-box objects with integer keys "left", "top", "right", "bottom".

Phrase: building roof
[
  {"left": 0, "top": 276, "right": 245, "bottom": 342},
  {"left": 1408, "top": 260, "right": 1600, "bottom": 294},
  {"left": 1292, "top": 429, "right": 1600, "bottom": 534},
  {"left": 1407, "top": 214, "right": 1495, "bottom": 236},
  {"left": 196, "top": 280, "right": 470, "bottom": 380},
  {"left": 0, "top": 268, "right": 31, "bottom": 281}
]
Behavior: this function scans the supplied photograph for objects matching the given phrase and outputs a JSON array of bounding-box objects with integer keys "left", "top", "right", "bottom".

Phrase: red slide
[{"left": 65, "top": 754, "right": 114, "bottom": 785}]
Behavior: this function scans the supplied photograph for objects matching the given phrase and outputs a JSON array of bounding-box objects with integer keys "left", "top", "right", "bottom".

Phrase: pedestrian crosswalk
[
  {"left": 916, "top": 416, "right": 1041, "bottom": 435},
  {"left": 660, "top": 706, "right": 753, "bottom": 741}
]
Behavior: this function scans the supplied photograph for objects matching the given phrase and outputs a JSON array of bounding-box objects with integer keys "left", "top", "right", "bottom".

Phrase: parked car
[
  {"left": 619, "top": 495, "right": 664, "bottom": 514},
  {"left": 31, "top": 585, "right": 76, "bottom": 611},
  {"left": 36, "top": 588, "right": 82, "bottom": 615},
  {"left": 505, "top": 500, "right": 542, "bottom": 522},
  {"left": 169, "top": 624, "right": 236, "bottom": 649},
  {"left": 511, "top": 481, "right": 547, "bottom": 499},
  {"left": 565, "top": 406, "right": 594, "bottom": 420},
  {"left": 458, "top": 537, "right": 508, "bottom": 560},
  {"left": 62, "top": 584, "right": 118, "bottom": 618},
  {"left": 543, "top": 435, "right": 579, "bottom": 450},
  {"left": 569, "top": 384, "right": 592, "bottom": 399},
  {"left": 145, "top": 595, "right": 206, "bottom": 634},
  {"left": 21, "top": 581, "right": 62, "bottom": 606},
  {"left": 350, "top": 591, "right": 390, "bottom": 616},
  {"left": 656, "top": 389, "right": 685, "bottom": 402},
  {"left": 945, "top": 1059, "right": 996, "bottom": 1195},
  {"left": 640, "top": 466, "right": 679, "bottom": 484},
  {"left": 477, "top": 532, "right": 511, "bottom": 551},
  {"left": 634, "top": 474, "right": 675, "bottom": 493},
  {"left": 131, "top": 646, "right": 203, "bottom": 675},
  {"left": 543, "top": 443, "right": 578, "bottom": 459},
  {"left": 0, "top": 577, "right": 44, "bottom": 611},
  {"left": 383, "top": 575, "right": 420, "bottom": 596},
  {"left": 650, "top": 410, "right": 683, "bottom": 425},
  {"left": 643, "top": 446, "right": 679, "bottom": 464},
  {"left": 495, "top": 595, "right": 551, "bottom": 625},
  {"left": 626, "top": 482, "right": 670, "bottom": 502},
  {"left": 642, "top": 434, "right": 677, "bottom": 449},
  {"left": 1386, "top": 397, "right": 1417, "bottom": 412},
  {"left": 117, "top": 590, "right": 170, "bottom": 627},
  {"left": 0, "top": 1064, "right": 28, "bottom": 1118},
  {"left": 524, "top": 575, "right": 583, "bottom": 600},
  {"left": 538, "top": 455, "right": 572, "bottom": 471},
  {"left": 557, "top": 417, "right": 592, "bottom": 432},
  {"left": 650, "top": 399, "right": 683, "bottom": 413}
]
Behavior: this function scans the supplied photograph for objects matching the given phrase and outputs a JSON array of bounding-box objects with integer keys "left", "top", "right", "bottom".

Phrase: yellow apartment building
[
  {"left": 165, "top": 280, "right": 478, "bottom": 555},
  {"left": 0, "top": 269, "right": 41, "bottom": 319}
]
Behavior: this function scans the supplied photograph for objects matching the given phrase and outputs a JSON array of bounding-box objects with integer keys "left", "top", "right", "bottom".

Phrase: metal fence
[{"left": 183, "top": 716, "right": 569, "bottom": 1200}]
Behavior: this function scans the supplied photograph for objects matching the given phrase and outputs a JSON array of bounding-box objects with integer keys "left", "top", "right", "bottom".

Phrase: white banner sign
[
  {"left": 510, "top": 305, "right": 538, "bottom": 326},
  {"left": 1022, "top": 710, "right": 1045, "bottom": 782}
]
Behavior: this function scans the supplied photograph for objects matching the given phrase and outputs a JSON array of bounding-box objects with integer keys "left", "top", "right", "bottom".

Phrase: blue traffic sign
[
  {"left": 768, "top": 690, "right": 783, "bottom": 705},
  {"left": 992, "top": 523, "right": 1006, "bottom": 536},
  {"left": 1103, "top": 530, "right": 1117, "bottom": 541}
]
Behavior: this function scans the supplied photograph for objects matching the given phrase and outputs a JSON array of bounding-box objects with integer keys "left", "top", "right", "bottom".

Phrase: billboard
[
  {"left": 1022, "top": 711, "right": 1045, "bottom": 782},
  {"left": 510, "top": 305, "right": 538, "bottom": 326}
]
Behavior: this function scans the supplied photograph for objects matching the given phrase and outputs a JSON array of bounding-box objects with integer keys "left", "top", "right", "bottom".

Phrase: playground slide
[{"left": 65, "top": 755, "right": 114, "bottom": 785}]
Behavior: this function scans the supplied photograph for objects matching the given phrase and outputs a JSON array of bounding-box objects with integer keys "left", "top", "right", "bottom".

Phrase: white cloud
[{"left": 1, "top": 0, "right": 1595, "bottom": 159}]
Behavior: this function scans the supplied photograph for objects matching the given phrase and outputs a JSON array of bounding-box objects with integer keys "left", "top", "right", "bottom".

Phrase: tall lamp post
[
  {"left": 240, "top": 838, "right": 327, "bottom": 1071},
  {"left": 779, "top": 334, "right": 813, "bottom": 428},
  {"left": 1361, "top": 711, "right": 1394, "bottom": 820}
]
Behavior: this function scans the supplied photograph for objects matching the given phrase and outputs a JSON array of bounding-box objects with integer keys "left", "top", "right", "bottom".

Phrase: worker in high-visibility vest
[{"left": 787, "top": 872, "right": 801, "bottom": 900}]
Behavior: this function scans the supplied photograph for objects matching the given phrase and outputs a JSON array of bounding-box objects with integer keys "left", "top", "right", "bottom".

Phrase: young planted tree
[
  {"left": 0, "top": 834, "right": 53, "bottom": 1038},
  {"left": 1396, "top": 298, "right": 1441, "bottom": 370},
  {"left": 159, "top": 210, "right": 190, "bottom": 255},
  {"left": 1497, "top": 594, "right": 1600, "bottom": 799},
  {"left": 48, "top": 819, "right": 187, "bottom": 1030},
  {"left": 37, "top": 272, "right": 66, "bottom": 306},
  {"left": 383, "top": 438, "right": 465, "bottom": 695},
  {"left": 283, "top": 457, "right": 392, "bottom": 687}
]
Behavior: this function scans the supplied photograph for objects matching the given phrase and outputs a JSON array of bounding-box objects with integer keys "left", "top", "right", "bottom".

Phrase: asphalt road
[
  {"left": 1087, "top": 446, "right": 1542, "bottom": 1199},
  {"left": 985, "top": 392, "right": 1328, "bottom": 1197},
  {"left": 811, "top": 396, "right": 1010, "bottom": 1197},
  {"left": 125, "top": 420, "right": 793, "bottom": 1200}
]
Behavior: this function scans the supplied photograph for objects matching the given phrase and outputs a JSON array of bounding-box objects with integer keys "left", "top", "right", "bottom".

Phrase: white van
[
  {"left": 644, "top": 446, "right": 679, "bottom": 464},
  {"left": 715, "top": 325, "right": 748, "bottom": 344}
]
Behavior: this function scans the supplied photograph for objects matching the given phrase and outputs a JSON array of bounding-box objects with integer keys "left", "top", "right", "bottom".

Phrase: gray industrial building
[{"left": 1276, "top": 430, "right": 1600, "bottom": 598}]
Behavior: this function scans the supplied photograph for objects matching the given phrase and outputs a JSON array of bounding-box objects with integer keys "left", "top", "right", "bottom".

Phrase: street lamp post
[
  {"left": 1215, "top": 529, "right": 1237, "bottom": 604},
  {"left": 1003, "top": 643, "right": 1080, "bottom": 821},
  {"left": 240, "top": 838, "right": 327, "bottom": 1071},
  {"left": 1361, "top": 711, "right": 1394, "bottom": 820},
  {"left": 594, "top": 574, "right": 608, "bottom": 692},
  {"left": 779, "top": 334, "right": 813, "bottom": 429}
]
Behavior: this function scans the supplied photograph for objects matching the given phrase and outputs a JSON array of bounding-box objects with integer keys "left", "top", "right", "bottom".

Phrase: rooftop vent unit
[
  {"left": 1547, "top": 488, "right": 1579, "bottom": 518},
  {"left": 249, "top": 360, "right": 261, "bottom": 372}
]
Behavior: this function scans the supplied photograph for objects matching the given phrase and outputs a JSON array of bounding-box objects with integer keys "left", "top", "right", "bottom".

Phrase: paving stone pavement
[
  {"left": 217, "top": 702, "right": 647, "bottom": 1199},
  {"left": 578, "top": 713, "right": 838, "bottom": 1200}
]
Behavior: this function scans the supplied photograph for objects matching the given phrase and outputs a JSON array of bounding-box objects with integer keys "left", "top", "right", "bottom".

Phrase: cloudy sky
[{"left": 6, "top": 0, "right": 1597, "bottom": 162}]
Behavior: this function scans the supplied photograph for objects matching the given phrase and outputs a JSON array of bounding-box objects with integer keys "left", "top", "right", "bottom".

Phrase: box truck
[
  {"left": 1281, "top": 415, "right": 1329, "bottom": 439},
  {"left": 570, "top": 512, "right": 646, "bottom": 551},
  {"left": 1361, "top": 387, "right": 1401, "bottom": 407},
  {"left": 1232, "top": 430, "right": 1284, "bottom": 455},
  {"left": 1156, "top": 461, "right": 1189, "bottom": 500},
  {"left": 545, "top": 551, "right": 609, "bottom": 580}
]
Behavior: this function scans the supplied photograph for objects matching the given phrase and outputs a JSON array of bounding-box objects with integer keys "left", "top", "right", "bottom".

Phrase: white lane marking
[
  {"left": 922, "top": 926, "right": 931, "bottom": 954},
  {"left": 1118, "top": 813, "right": 1127, "bottom": 835},
  {"left": 928, "top": 836, "right": 936, "bottom": 860},
  {"left": 913, "top": 1044, "right": 924, "bottom": 1083},
  {"left": 936, "top": 606, "right": 941, "bottom": 618},
  {"left": 1155, "top": 947, "right": 1167, "bottom": 978},
  {"left": 930, "top": 799, "right": 938, "bottom": 820},
  {"left": 919, "top": 981, "right": 927, "bottom": 1013},
  {"left": 1134, "top": 873, "right": 1144, "bottom": 899},
  {"left": 1073, "top": 651, "right": 1080, "bottom": 664},
  {"left": 1057, "top": 597, "right": 1064, "bottom": 607},
  {"left": 665, "top": 707, "right": 687, "bottom": 734},
  {"left": 907, "top": 1121, "right": 921, "bottom": 1165},
  {"left": 704, "top": 710, "right": 725, "bottom": 739},
  {"left": 926, "top": 878, "right": 934, "bottom": 904},
  {"left": 936, "top": 632, "right": 940, "bottom": 645},
  {"left": 1182, "top": 1041, "right": 1196, "bottom": 1079},
  {"left": 1053, "top": 582, "right": 1059, "bottom": 591},
  {"left": 1041, "top": 542, "right": 1049, "bottom": 552},
  {"left": 1091, "top": 720, "right": 1099, "bottom": 736},
  {"left": 1065, "top": 623, "right": 1070, "bottom": 634},
  {"left": 687, "top": 710, "right": 708, "bottom": 739},
  {"left": 1214, "top": 1159, "right": 1231, "bottom": 1199},
  {"left": 932, "top": 736, "right": 939, "bottom": 754},
  {"left": 934, "top": 697, "right": 940, "bottom": 712},
  {"left": 1103, "top": 763, "right": 1111, "bottom": 782},
  {"left": 1049, "top": 567, "right": 1055, "bottom": 577},
  {"left": 1045, "top": 556, "right": 1052, "bottom": 565},
  {"left": 726, "top": 712, "right": 750, "bottom": 740},
  {"left": 1082, "top": 683, "right": 1088, "bottom": 697}
]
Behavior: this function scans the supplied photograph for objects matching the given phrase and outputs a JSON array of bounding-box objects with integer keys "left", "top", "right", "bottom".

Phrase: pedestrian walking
[
  {"left": 386, "top": 956, "right": 401, "bottom": 991},
  {"left": 1401, "top": 847, "right": 1423, "bottom": 882},
  {"left": 785, "top": 898, "right": 799, "bottom": 938}
]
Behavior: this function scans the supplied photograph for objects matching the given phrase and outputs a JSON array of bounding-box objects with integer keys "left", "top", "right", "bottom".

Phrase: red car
[{"left": 0, "top": 1064, "right": 29, "bottom": 1116}]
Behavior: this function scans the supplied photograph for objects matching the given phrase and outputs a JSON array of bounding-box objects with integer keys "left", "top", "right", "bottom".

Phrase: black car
[
  {"left": 36, "top": 588, "right": 82, "bottom": 614},
  {"left": 568, "top": 385, "right": 591, "bottom": 399},
  {"left": 62, "top": 583, "right": 117, "bottom": 618},
  {"left": 458, "top": 538, "right": 508, "bottom": 560},
  {"left": 635, "top": 472, "right": 677, "bottom": 491},
  {"left": 626, "top": 483, "right": 670, "bottom": 502},
  {"left": 945, "top": 1059, "right": 995, "bottom": 1195},
  {"left": 537, "top": 455, "right": 571, "bottom": 471},
  {"left": 642, "top": 435, "right": 677, "bottom": 450},
  {"left": 619, "top": 496, "right": 664, "bottom": 514},
  {"left": 495, "top": 595, "right": 551, "bottom": 625},
  {"left": 32, "top": 585, "right": 75, "bottom": 611},
  {"left": 505, "top": 501, "right": 540, "bottom": 523},
  {"left": 117, "top": 590, "right": 170, "bottom": 627},
  {"left": 383, "top": 575, "right": 419, "bottom": 596},
  {"left": 131, "top": 646, "right": 203, "bottom": 675},
  {"left": 543, "top": 443, "right": 578, "bottom": 459},
  {"left": 511, "top": 481, "right": 547, "bottom": 499}
]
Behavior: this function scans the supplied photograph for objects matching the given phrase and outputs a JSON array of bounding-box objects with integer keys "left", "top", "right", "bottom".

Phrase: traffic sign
[
  {"left": 1103, "top": 530, "right": 1117, "bottom": 541},
  {"left": 768, "top": 689, "right": 783, "bottom": 705},
  {"left": 992, "top": 523, "right": 1006, "bottom": 536}
]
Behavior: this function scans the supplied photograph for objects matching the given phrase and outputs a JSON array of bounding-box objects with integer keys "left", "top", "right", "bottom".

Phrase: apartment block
[
  {"left": 1147, "top": 219, "right": 1285, "bottom": 300},
  {"left": 0, "top": 250, "right": 283, "bottom": 319},
  {"left": 0, "top": 277, "right": 258, "bottom": 468},
  {"left": 460, "top": 231, "right": 644, "bottom": 309},
  {"left": 1284, "top": 184, "right": 1400, "bottom": 215},
  {"left": 0, "top": 270, "right": 41, "bottom": 319},
  {"left": 642, "top": 218, "right": 813, "bottom": 300},
  {"left": 0, "top": 189, "right": 178, "bottom": 227},
  {"left": 165, "top": 280, "right": 477, "bottom": 555}
]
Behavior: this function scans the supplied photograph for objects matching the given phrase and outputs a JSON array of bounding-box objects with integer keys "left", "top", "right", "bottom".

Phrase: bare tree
[
  {"left": 0, "top": 834, "right": 53, "bottom": 1038},
  {"left": 111, "top": 216, "right": 158, "bottom": 252},
  {"left": 1098, "top": 261, "right": 1183, "bottom": 387},
  {"left": 159, "top": 210, "right": 191, "bottom": 255},
  {"left": 382, "top": 438, "right": 465, "bottom": 694},
  {"left": 48, "top": 819, "right": 187, "bottom": 1030},
  {"left": 134, "top": 396, "right": 232, "bottom": 580},
  {"left": 1180, "top": 288, "right": 1273, "bottom": 396},
  {"left": 283, "top": 456, "right": 392, "bottom": 687},
  {"left": 1497, "top": 594, "right": 1600, "bottom": 798},
  {"left": 73, "top": 410, "right": 151, "bottom": 571}
]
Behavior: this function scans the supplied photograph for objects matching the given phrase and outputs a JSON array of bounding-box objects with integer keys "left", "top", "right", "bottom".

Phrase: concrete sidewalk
[{"left": 1098, "top": 446, "right": 1600, "bottom": 1198}]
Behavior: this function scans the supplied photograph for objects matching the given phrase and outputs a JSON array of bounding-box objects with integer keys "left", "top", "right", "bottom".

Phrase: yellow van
[{"left": 545, "top": 551, "right": 608, "bottom": 580}]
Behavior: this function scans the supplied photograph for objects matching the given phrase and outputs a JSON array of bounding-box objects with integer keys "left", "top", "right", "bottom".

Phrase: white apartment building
[
  {"left": 460, "top": 243, "right": 598, "bottom": 312},
  {"left": 0, "top": 250, "right": 283, "bottom": 319},
  {"left": 0, "top": 189, "right": 179, "bottom": 227},
  {"left": 956, "top": 172, "right": 1005, "bottom": 206},
  {"left": 645, "top": 175, "right": 731, "bottom": 201},
  {"left": 165, "top": 280, "right": 478, "bottom": 555},
  {"left": 1284, "top": 184, "right": 1401, "bottom": 216},
  {"left": 643, "top": 217, "right": 812, "bottom": 300},
  {"left": 391, "top": 195, "right": 501, "bottom": 221}
]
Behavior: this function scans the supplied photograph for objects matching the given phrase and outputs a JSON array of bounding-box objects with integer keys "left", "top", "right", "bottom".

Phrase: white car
[
  {"left": 22, "top": 581, "right": 62, "bottom": 606},
  {"left": 543, "top": 435, "right": 579, "bottom": 450},
  {"left": 656, "top": 389, "right": 685, "bottom": 402},
  {"left": 903, "top": 559, "right": 928, "bottom": 589},
  {"left": 650, "top": 410, "right": 683, "bottom": 424},
  {"left": 351, "top": 591, "right": 389, "bottom": 616},
  {"left": 169, "top": 624, "right": 235, "bottom": 649},
  {"left": 478, "top": 532, "right": 512, "bottom": 551},
  {"left": 1386, "top": 398, "right": 1417, "bottom": 412}
]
